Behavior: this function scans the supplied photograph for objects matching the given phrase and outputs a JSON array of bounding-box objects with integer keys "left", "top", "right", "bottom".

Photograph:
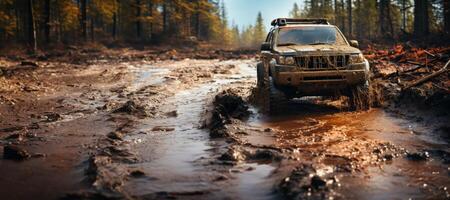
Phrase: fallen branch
[
  {"left": 423, "top": 50, "right": 436, "bottom": 57},
  {"left": 403, "top": 60, "right": 450, "bottom": 90},
  {"left": 431, "top": 83, "right": 450, "bottom": 94}
]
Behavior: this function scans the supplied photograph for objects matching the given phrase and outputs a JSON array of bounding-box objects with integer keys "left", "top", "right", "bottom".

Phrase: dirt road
[{"left": 0, "top": 57, "right": 448, "bottom": 199}]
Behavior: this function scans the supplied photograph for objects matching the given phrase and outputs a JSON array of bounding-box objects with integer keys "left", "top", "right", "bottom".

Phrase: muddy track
[{"left": 0, "top": 58, "right": 449, "bottom": 200}]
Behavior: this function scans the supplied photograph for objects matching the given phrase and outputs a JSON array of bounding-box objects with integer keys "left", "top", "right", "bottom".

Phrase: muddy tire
[
  {"left": 257, "top": 63, "right": 270, "bottom": 113},
  {"left": 257, "top": 63, "right": 287, "bottom": 114},
  {"left": 268, "top": 78, "right": 288, "bottom": 114},
  {"left": 349, "top": 81, "right": 371, "bottom": 111}
]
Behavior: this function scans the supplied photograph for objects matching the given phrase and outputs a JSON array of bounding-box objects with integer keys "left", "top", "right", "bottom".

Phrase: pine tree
[
  {"left": 253, "top": 12, "right": 266, "bottom": 47},
  {"left": 289, "top": 3, "right": 301, "bottom": 18}
]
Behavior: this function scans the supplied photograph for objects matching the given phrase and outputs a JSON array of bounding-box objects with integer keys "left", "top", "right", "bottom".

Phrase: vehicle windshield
[{"left": 277, "top": 26, "right": 347, "bottom": 46}]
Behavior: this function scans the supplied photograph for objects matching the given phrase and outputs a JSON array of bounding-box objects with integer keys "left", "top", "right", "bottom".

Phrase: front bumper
[{"left": 272, "top": 63, "right": 369, "bottom": 95}]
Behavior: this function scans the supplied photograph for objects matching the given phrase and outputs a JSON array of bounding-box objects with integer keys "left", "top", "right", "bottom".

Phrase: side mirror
[
  {"left": 260, "top": 42, "right": 271, "bottom": 51},
  {"left": 349, "top": 40, "right": 359, "bottom": 48}
]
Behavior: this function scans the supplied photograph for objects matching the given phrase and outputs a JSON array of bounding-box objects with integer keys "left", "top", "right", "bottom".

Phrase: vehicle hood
[{"left": 275, "top": 45, "right": 361, "bottom": 56}]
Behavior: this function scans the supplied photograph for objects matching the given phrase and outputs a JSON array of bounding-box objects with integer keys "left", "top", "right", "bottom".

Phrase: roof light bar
[{"left": 271, "top": 18, "right": 329, "bottom": 26}]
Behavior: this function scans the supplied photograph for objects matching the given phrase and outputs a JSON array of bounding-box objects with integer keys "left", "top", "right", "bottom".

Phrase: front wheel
[{"left": 256, "top": 63, "right": 287, "bottom": 114}]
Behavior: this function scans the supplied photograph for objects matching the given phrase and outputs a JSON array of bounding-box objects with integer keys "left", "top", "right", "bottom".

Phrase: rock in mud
[
  {"left": 406, "top": 151, "right": 430, "bottom": 161},
  {"left": 249, "top": 149, "right": 282, "bottom": 161},
  {"left": 279, "top": 164, "right": 336, "bottom": 199},
  {"left": 3, "top": 145, "right": 31, "bottom": 160},
  {"left": 107, "top": 131, "right": 123, "bottom": 140},
  {"left": 311, "top": 175, "right": 327, "bottom": 190},
  {"left": 4, "top": 133, "right": 24, "bottom": 141},
  {"left": 85, "top": 155, "right": 126, "bottom": 198},
  {"left": 20, "top": 61, "right": 39, "bottom": 68},
  {"left": 165, "top": 110, "right": 178, "bottom": 117},
  {"left": 218, "top": 146, "right": 247, "bottom": 162},
  {"left": 43, "top": 112, "right": 61, "bottom": 122},
  {"left": 113, "top": 100, "right": 149, "bottom": 117},
  {"left": 129, "top": 169, "right": 146, "bottom": 178}
]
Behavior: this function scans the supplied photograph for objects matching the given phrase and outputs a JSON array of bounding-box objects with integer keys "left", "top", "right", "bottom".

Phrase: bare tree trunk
[
  {"left": 44, "top": 0, "right": 50, "bottom": 44},
  {"left": 341, "top": 0, "right": 346, "bottom": 33},
  {"left": 386, "top": 0, "right": 394, "bottom": 37},
  {"left": 112, "top": 0, "right": 118, "bottom": 39},
  {"left": 113, "top": 13, "right": 117, "bottom": 39},
  {"left": 163, "top": 1, "right": 168, "bottom": 33},
  {"left": 149, "top": 0, "right": 153, "bottom": 39},
  {"left": 136, "top": 0, "right": 142, "bottom": 38},
  {"left": 444, "top": 0, "right": 450, "bottom": 34},
  {"left": 81, "top": 0, "right": 87, "bottom": 40},
  {"left": 379, "top": 0, "right": 392, "bottom": 37},
  {"left": 347, "top": 0, "right": 352, "bottom": 37},
  {"left": 27, "top": 0, "right": 37, "bottom": 53},
  {"left": 15, "top": 0, "right": 21, "bottom": 42},
  {"left": 196, "top": 0, "right": 201, "bottom": 38},
  {"left": 355, "top": 0, "right": 361, "bottom": 38},
  {"left": 90, "top": 18, "right": 94, "bottom": 41},
  {"left": 414, "top": 0, "right": 429, "bottom": 37},
  {"left": 402, "top": 0, "right": 407, "bottom": 31},
  {"left": 334, "top": 0, "right": 338, "bottom": 25}
]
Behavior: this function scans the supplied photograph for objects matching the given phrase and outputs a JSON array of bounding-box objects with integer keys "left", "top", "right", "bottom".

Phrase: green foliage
[{"left": 253, "top": 12, "right": 266, "bottom": 46}]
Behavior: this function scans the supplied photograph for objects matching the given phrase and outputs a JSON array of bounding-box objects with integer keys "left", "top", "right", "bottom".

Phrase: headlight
[
  {"left": 349, "top": 53, "right": 365, "bottom": 64},
  {"left": 278, "top": 56, "right": 295, "bottom": 65}
]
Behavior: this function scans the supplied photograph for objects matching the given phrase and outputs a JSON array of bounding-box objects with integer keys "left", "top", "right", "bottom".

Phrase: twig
[
  {"left": 431, "top": 83, "right": 450, "bottom": 93},
  {"left": 423, "top": 50, "right": 436, "bottom": 57}
]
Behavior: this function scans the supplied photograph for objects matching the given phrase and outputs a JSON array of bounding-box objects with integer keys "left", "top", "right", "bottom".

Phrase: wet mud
[{"left": 0, "top": 55, "right": 448, "bottom": 199}]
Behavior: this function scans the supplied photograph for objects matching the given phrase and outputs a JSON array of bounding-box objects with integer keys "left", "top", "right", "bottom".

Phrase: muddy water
[
  {"left": 119, "top": 60, "right": 448, "bottom": 199},
  {"left": 120, "top": 61, "right": 261, "bottom": 197},
  {"left": 251, "top": 102, "right": 449, "bottom": 199},
  {"left": 2, "top": 59, "right": 447, "bottom": 199}
]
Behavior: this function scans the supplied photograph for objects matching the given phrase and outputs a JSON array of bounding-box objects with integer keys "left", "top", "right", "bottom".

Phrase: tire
[
  {"left": 257, "top": 63, "right": 287, "bottom": 114},
  {"left": 348, "top": 81, "right": 371, "bottom": 111},
  {"left": 268, "top": 78, "right": 288, "bottom": 114}
]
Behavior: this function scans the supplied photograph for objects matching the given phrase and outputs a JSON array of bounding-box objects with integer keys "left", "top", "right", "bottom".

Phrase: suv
[{"left": 257, "top": 18, "right": 370, "bottom": 113}]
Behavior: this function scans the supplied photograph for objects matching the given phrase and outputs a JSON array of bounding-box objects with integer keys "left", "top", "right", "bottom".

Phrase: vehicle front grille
[{"left": 295, "top": 55, "right": 350, "bottom": 70}]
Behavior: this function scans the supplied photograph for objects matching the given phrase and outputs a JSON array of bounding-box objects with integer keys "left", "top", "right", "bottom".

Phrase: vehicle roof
[{"left": 277, "top": 24, "right": 336, "bottom": 28}]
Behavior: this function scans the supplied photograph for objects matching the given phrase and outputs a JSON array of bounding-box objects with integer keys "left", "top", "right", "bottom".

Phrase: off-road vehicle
[{"left": 257, "top": 18, "right": 370, "bottom": 113}]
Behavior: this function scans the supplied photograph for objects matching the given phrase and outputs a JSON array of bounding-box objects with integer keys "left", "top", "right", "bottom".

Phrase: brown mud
[{"left": 0, "top": 50, "right": 448, "bottom": 199}]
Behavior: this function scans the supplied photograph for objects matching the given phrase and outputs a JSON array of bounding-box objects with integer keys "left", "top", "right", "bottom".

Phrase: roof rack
[{"left": 271, "top": 18, "right": 329, "bottom": 26}]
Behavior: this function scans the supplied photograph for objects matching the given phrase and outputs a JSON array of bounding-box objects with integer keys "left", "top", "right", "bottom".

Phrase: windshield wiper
[
  {"left": 308, "top": 42, "right": 331, "bottom": 45},
  {"left": 277, "top": 43, "right": 297, "bottom": 46}
]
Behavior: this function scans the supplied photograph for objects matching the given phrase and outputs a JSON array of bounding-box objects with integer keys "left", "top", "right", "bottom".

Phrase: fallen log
[{"left": 402, "top": 60, "right": 450, "bottom": 91}]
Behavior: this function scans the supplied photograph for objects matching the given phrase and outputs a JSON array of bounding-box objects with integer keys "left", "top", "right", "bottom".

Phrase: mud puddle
[
  {"left": 249, "top": 100, "right": 449, "bottom": 199},
  {"left": 117, "top": 61, "right": 259, "bottom": 198}
]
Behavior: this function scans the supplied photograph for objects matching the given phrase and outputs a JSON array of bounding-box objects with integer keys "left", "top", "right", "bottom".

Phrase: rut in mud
[{"left": 1, "top": 58, "right": 449, "bottom": 200}]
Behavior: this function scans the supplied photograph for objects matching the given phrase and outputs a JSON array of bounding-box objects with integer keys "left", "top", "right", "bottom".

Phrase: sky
[{"left": 225, "top": 0, "right": 303, "bottom": 31}]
